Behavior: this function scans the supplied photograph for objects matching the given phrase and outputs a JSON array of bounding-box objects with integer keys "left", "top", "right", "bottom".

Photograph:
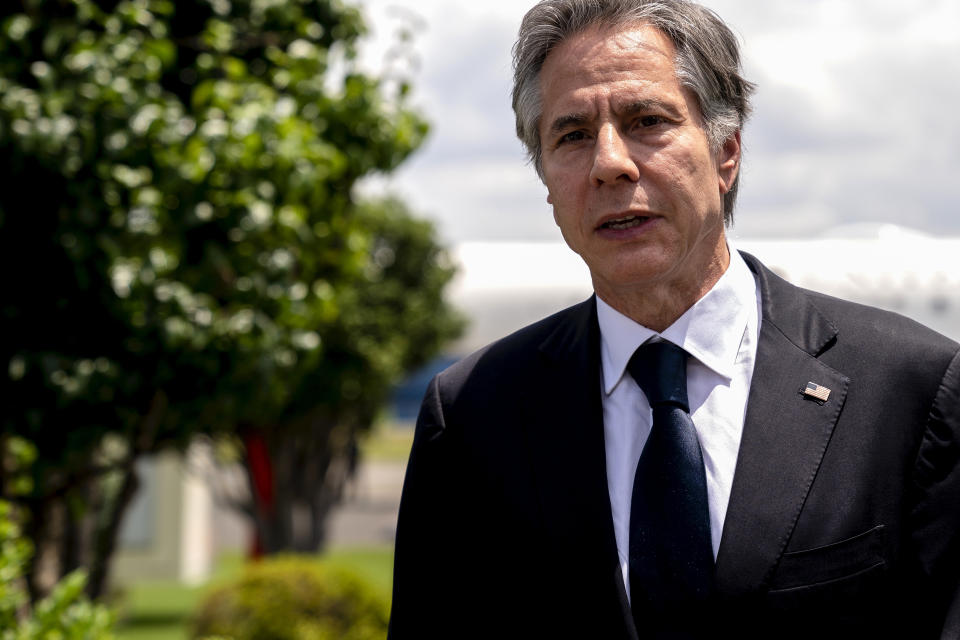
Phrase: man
[{"left": 389, "top": 1, "right": 960, "bottom": 638}]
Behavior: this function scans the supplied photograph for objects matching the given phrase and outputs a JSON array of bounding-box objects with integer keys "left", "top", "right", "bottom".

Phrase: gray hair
[{"left": 512, "top": 0, "right": 756, "bottom": 222}]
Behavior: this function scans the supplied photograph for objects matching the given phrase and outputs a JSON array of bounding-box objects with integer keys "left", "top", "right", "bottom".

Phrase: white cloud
[
  {"left": 361, "top": 154, "right": 555, "bottom": 241},
  {"left": 355, "top": 0, "right": 960, "bottom": 241}
]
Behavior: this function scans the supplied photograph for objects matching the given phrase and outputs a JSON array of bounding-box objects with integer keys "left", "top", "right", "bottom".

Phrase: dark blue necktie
[{"left": 627, "top": 341, "right": 713, "bottom": 633}]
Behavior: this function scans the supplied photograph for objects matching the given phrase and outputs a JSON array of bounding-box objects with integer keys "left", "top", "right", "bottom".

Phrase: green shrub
[
  {"left": 0, "top": 437, "right": 115, "bottom": 640},
  {"left": 0, "top": 498, "right": 115, "bottom": 639},
  {"left": 190, "top": 556, "right": 389, "bottom": 640}
]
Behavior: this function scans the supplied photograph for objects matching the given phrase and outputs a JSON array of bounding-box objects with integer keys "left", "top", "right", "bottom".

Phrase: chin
[
  {"left": 592, "top": 262, "right": 673, "bottom": 291},
  {"left": 612, "top": 248, "right": 675, "bottom": 277}
]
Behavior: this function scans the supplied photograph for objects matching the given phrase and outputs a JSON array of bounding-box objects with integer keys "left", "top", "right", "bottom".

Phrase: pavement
[{"left": 327, "top": 460, "right": 406, "bottom": 547}]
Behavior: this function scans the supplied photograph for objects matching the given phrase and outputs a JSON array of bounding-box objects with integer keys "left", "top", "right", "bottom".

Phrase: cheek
[
  {"left": 670, "top": 151, "right": 722, "bottom": 210},
  {"left": 663, "top": 133, "right": 716, "bottom": 176}
]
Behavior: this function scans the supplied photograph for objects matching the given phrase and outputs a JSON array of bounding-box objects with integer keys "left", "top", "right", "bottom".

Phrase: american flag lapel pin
[{"left": 803, "top": 381, "right": 831, "bottom": 402}]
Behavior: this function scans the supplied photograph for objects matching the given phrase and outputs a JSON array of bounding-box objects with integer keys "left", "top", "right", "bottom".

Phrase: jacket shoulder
[
  {"left": 804, "top": 287, "right": 959, "bottom": 360},
  {"left": 741, "top": 250, "right": 959, "bottom": 366}
]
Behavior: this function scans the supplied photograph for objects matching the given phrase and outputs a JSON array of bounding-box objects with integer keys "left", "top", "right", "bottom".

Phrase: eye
[
  {"left": 636, "top": 115, "right": 666, "bottom": 128},
  {"left": 557, "top": 130, "right": 587, "bottom": 145}
]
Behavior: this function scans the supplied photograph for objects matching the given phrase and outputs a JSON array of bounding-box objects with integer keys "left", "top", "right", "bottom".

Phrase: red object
[{"left": 245, "top": 432, "right": 274, "bottom": 559}]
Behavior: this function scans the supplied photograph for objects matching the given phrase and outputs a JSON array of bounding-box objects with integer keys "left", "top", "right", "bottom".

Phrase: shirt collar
[{"left": 597, "top": 246, "right": 758, "bottom": 395}]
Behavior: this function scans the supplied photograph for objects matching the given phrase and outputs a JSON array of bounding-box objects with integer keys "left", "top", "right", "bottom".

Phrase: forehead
[
  {"left": 547, "top": 22, "right": 677, "bottom": 70},
  {"left": 538, "top": 23, "right": 682, "bottom": 120}
]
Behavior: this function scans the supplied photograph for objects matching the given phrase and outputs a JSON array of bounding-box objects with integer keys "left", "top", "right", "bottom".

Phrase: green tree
[
  {"left": 0, "top": 0, "right": 461, "bottom": 599},
  {"left": 235, "top": 196, "right": 464, "bottom": 554}
]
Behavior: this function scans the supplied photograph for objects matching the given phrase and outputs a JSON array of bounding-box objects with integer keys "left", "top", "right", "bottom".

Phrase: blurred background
[
  {"left": 359, "top": 0, "right": 960, "bottom": 241},
  {"left": 0, "top": 0, "right": 957, "bottom": 638}
]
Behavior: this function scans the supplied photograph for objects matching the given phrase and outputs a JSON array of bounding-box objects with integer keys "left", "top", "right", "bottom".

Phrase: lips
[{"left": 598, "top": 214, "right": 650, "bottom": 230}]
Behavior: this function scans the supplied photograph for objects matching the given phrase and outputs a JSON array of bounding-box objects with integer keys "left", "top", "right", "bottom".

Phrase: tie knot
[{"left": 626, "top": 341, "right": 689, "bottom": 411}]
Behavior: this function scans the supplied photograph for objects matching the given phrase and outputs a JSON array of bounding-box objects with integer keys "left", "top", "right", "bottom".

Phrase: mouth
[{"left": 598, "top": 214, "right": 652, "bottom": 231}]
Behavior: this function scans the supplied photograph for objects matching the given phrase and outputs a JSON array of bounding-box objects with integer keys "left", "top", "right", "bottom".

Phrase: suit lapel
[
  {"left": 528, "top": 297, "right": 637, "bottom": 638},
  {"left": 715, "top": 252, "right": 851, "bottom": 596},
  {"left": 525, "top": 255, "right": 851, "bottom": 615}
]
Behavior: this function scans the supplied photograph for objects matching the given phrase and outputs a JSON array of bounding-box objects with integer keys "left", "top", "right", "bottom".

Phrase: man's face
[{"left": 538, "top": 23, "right": 740, "bottom": 304}]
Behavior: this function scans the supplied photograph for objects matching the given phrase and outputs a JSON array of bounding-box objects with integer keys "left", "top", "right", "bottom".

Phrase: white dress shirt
[{"left": 596, "top": 247, "right": 761, "bottom": 599}]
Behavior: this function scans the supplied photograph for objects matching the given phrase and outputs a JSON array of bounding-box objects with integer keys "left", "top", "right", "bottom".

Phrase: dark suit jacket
[{"left": 388, "top": 253, "right": 960, "bottom": 639}]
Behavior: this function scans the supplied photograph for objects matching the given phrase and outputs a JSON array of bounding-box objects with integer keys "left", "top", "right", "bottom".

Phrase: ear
[
  {"left": 546, "top": 192, "right": 562, "bottom": 225},
  {"left": 717, "top": 130, "right": 741, "bottom": 195}
]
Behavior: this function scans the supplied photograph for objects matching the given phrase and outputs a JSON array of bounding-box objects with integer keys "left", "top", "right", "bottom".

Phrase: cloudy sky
[{"left": 355, "top": 0, "right": 960, "bottom": 244}]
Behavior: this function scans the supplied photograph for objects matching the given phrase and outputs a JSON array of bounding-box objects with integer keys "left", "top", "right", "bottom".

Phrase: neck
[{"left": 595, "top": 244, "right": 731, "bottom": 333}]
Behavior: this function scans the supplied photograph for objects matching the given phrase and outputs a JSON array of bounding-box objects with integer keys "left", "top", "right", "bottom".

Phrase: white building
[{"left": 448, "top": 224, "right": 960, "bottom": 352}]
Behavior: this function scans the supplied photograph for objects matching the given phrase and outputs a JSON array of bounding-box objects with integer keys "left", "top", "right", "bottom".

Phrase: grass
[
  {"left": 113, "top": 581, "right": 207, "bottom": 640},
  {"left": 114, "top": 546, "right": 394, "bottom": 640},
  {"left": 359, "top": 421, "right": 415, "bottom": 462}
]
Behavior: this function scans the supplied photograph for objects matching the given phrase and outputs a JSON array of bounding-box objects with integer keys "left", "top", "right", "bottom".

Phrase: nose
[{"left": 589, "top": 124, "right": 640, "bottom": 186}]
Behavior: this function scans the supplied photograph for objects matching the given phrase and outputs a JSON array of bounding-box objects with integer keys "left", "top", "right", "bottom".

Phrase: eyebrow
[
  {"left": 620, "top": 98, "right": 684, "bottom": 120},
  {"left": 545, "top": 98, "right": 684, "bottom": 138},
  {"left": 546, "top": 112, "right": 590, "bottom": 138}
]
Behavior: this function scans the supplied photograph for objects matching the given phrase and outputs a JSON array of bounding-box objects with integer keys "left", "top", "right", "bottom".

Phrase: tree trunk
[
  {"left": 244, "top": 430, "right": 276, "bottom": 556},
  {"left": 85, "top": 463, "right": 140, "bottom": 599},
  {"left": 61, "top": 491, "right": 82, "bottom": 577},
  {"left": 85, "top": 390, "right": 167, "bottom": 598},
  {"left": 61, "top": 477, "right": 103, "bottom": 580},
  {"left": 308, "top": 443, "right": 353, "bottom": 551},
  {"left": 242, "top": 415, "right": 361, "bottom": 555},
  {"left": 27, "top": 497, "right": 64, "bottom": 602}
]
